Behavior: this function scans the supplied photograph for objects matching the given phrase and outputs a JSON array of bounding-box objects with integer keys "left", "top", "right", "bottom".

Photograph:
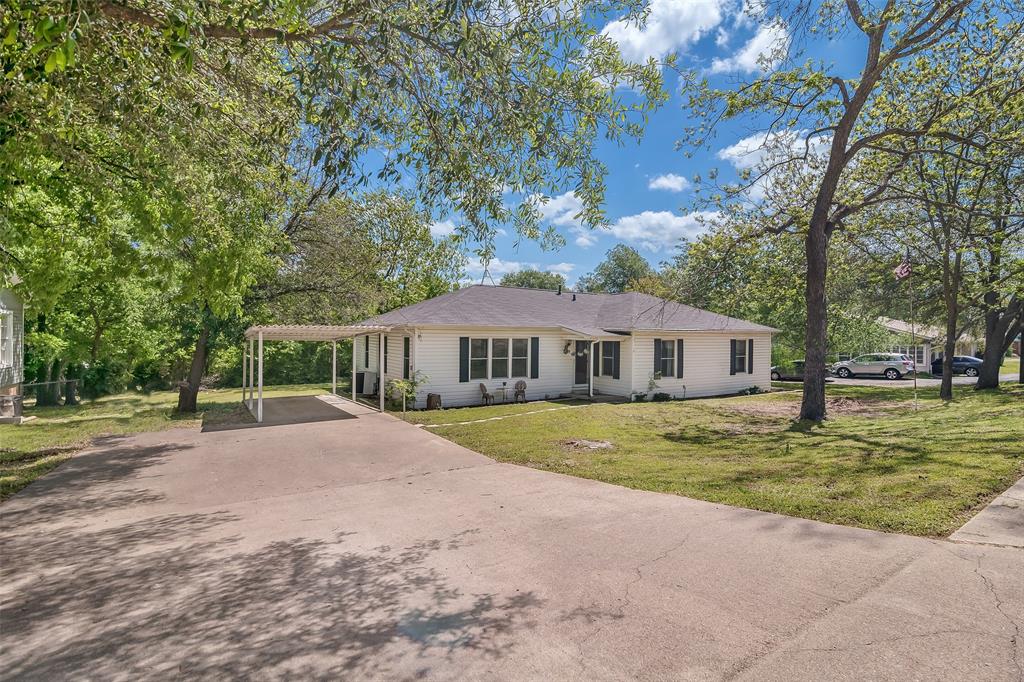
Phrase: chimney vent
[
  {"left": 557, "top": 285, "right": 562, "bottom": 295},
  {"left": 572, "top": 293, "right": 576, "bottom": 301}
]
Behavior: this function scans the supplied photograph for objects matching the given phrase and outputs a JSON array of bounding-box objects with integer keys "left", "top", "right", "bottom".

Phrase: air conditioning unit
[{"left": 357, "top": 371, "right": 377, "bottom": 396}]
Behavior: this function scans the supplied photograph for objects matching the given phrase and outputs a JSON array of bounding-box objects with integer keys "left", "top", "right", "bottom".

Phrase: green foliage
[
  {"left": 4, "top": 0, "right": 667, "bottom": 249},
  {"left": 577, "top": 244, "right": 654, "bottom": 293},
  {"left": 498, "top": 269, "right": 567, "bottom": 291}
]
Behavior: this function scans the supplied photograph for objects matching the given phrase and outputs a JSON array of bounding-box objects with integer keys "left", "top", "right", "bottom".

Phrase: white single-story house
[
  {"left": 344, "top": 285, "right": 776, "bottom": 408},
  {"left": 874, "top": 317, "right": 981, "bottom": 365},
  {"left": 0, "top": 288, "right": 25, "bottom": 393},
  {"left": 1, "top": 288, "right": 26, "bottom": 423}
]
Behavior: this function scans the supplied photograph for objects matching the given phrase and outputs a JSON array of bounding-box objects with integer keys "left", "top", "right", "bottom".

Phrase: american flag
[{"left": 893, "top": 254, "right": 912, "bottom": 280}]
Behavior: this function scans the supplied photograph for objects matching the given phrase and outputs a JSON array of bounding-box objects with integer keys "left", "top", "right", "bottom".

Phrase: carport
[{"left": 242, "top": 324, "right": 392, "bottom": 422}]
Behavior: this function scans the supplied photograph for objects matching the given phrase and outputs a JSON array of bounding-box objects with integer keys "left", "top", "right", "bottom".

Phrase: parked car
[
  {"left": 770, "top": 360, "right": 832, "bottom": 382},
  {"left": 832, "top": 353, "right": 915, "bottom": 380},
  {"left": 930, "top": 355, "right": 983, "bottom": 377}
]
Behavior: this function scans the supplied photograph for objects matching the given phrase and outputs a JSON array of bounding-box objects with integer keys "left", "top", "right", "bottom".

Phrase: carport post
[
  {"left": 351, "top": 336, "right": 357, "bottom": 402},
  {"left": 241, "top": 342, "right": 247, "bottom": 404},
  {"left": 332, "top": 340, "right": 337, "bottom": 395},
  {"left": 378, "top": 333, "right": 385, "bottom": 412},
  {"left": 248, "top": 338, "right": 254, "bottom": 407},
  {"left": 257, "top": 330, "right": 264, "bottom": 423}
]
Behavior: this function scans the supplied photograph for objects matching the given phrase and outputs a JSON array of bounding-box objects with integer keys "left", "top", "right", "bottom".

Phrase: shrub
[{"left": 652, "top": 392, "right": 672, "bottom": 402}]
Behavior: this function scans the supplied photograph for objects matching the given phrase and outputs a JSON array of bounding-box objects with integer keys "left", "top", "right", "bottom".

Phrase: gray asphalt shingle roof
[{"left": 360, "top": 285, "right": 777, "bottom": 335}]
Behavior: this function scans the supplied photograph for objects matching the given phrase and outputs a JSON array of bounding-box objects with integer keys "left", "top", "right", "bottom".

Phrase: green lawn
[
  {"left": 397, "top": 398, "right": 590, "bottom": 426},
  {"left": 425, "top": 384, "right": 1024, "bottom": 537},
  {"left": 0, "top": 384, "right": 332, "bottom": 500},
  {"left": 1002, "top": 357, "right": 1020, "bottom": 376}
]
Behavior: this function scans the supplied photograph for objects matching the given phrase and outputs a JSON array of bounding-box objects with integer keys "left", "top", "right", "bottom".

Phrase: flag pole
[{"left": 908, "top": 248, "right": 918, "bottom": 410}]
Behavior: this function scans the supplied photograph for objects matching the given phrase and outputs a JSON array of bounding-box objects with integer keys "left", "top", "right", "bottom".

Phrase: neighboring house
[
  {"left": 873, "top": 317, "right": 981, "bottom": 365},
  {"left": 354, "top": 285, "right": 775, "bottom": 408},
  {"left": 0, "top": 288, "right": 25, "bottom": 395}
]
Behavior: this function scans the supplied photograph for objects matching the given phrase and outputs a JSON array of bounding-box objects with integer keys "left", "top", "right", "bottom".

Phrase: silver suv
[{"left": 832, "top": 353, "right": 915, "bottom": 380}]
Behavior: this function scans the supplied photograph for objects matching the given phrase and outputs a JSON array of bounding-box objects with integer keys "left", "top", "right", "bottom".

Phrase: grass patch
[
  {"left": 396, "top": 399, "right": 588, "bottom": 426},
  {"left": 0, "top": 384, "right": 333, "bottom": 500},
  {"left": 1002, "top": 357, "right": 1020, "bottom": 377},
  {"left": 427, "top": 383, "right": 1024, "bottom": 537}
]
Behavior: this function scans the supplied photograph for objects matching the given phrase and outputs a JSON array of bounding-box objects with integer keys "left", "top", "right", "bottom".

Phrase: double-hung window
[
  {"left": 470, "top": 338, "right": 489, "bottom": 379},
  {"left": 658, "top": 339, "right": 675, "bottom": 378},
  {"left": 0, "top": 313, "right": 10, "bottom": 367},
  {"left": 491, "top": 339, "right": 509, "bottom": 378},
  {"left": 602, "top": 341, "right": 620, "bottom": 377},
  {"left": 511, "top": 338, "right": 529, "bottom": 377},
  {"left": 731, "top": 339, "right": 747, "bottom": 374}
]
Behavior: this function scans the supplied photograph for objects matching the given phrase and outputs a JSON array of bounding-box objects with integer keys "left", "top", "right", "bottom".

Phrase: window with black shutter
[
  {"left": 730, "top": 339, "right": 747, "bottom": 374},
  {"left": 602, "top": 341, "right": 621, "bottom": 378},
  {"left": 658, "top": 339, "right": 675, "bottom": 377},
  {"left": 403, "top": 337, "right": 410, "bottom": 379}
]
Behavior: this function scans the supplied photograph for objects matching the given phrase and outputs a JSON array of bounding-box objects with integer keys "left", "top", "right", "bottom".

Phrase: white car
[{"left": 832, "top": 353, "right": 915, "bottom": 380}]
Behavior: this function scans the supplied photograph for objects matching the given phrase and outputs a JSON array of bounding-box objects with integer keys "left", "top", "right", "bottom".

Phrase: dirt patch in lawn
[
  {"left": 724, "top": 396, "right": 903, "bottom": 420},
  {"left": 562, "top": 438, "right": 614, "bottom": 451}
]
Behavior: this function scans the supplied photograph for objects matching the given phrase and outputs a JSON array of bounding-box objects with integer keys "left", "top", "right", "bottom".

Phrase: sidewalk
[{"left": 950, "top": 475, "right": 1024, "bottom": 548}]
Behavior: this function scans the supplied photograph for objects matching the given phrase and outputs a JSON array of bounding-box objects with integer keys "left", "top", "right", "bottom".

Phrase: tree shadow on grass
[{"left": 1, "top": 512, "right": 543, "bottom": 679}]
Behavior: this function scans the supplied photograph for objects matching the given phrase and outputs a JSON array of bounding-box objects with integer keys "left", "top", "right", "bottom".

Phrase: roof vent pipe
[
  {"left": 557, "top": 285, "right": 562, "bottom": 295},
  {"left": 572, "top": 294, "right": 576, "bottom": 301}
]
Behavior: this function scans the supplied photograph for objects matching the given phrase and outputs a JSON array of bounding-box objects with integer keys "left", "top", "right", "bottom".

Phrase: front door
[{"left": 574, "top": 341, "right": 589, "bottom": 384}]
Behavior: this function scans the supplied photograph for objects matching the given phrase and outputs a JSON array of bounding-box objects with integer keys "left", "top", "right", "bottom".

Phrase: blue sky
[{"left": 435, "top": 0, "right": 863, "bottom": 286}]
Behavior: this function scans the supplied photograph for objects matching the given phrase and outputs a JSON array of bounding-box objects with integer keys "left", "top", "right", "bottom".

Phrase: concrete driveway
[{"left": 2, "top": 399, "right": 1022, "bottom": 680}]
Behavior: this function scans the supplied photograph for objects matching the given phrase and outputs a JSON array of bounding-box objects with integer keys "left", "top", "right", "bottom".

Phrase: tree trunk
[
  {"left": 35, "top": 359, "right": 60, "bottom": 407},
  {"left": 977, "top": 297, "right": 1021, "bottom": 390},
  {"left": 939, "top": 252, "right": 961, "bottom": 401},
  {"left": 176, "top": 320, "right": 210, "bottom": 413},
  {"left": 799, "top": 219, "right": 830, "bottom": 421}
]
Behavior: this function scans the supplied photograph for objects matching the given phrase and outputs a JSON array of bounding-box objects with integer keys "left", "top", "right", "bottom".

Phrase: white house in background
[
  {"left": 352, "top": 285, "right": 776, "bottom": 408},
  {"left": 1, "top": 289, "right": 26, "bottom": 422},
  {"left": 0, "top": 289, "right": 25, "bottom": 392},
  {"left": 875, "top": 316, "right": 981, "bottom": 365}
]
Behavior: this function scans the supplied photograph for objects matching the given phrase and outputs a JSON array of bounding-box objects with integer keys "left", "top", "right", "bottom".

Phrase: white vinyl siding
[
  {"left": 410, "top": 328, "right": 574, "bottom": 408},
  {"left": 593, "top": 338, "right": 632, "bottom": 397},
  {"left": 0, "top": 289, "right": 24, "bottom": 389},
  {"left": 631, "top": 332, "right": 772, "bottom": 398}
]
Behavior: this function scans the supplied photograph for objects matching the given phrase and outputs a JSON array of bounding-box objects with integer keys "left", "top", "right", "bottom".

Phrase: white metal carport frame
[{"left": 242, "top": 324, "right": 392, "bottom": 423}]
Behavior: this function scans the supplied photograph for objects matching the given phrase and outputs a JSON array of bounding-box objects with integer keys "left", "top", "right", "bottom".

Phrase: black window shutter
[
  {"left": 613, "top": 342, "right": 621, "bottom": 380},
  {"left": 459, "top": 337, "right": 469, "bottom": 382},
  {"left": 677, "top": 339, "right": 684, "bottom": 378},
  {"left": 748, "top": 339, "right": 754, "bottom": 374},
  {"left": 593, "top": 342, "right": 601, "bottom": 376},
  {"left": 364, "top": 336, "right": 370, "bottom": 367},
  {"left": 654, "top": 338, "right": 662, "bottom": 375},
  {"left": 729, "top": 340, "right": 737, "bottom": 375},
  {"left": 530, "top": 337, "right": 540, "bottom": 378},
  {"left": 403, "top": 337, "right": 410, "bottom": 379},
  {"left": 383, "top": 336, "right": 388, "bottom": 373}
]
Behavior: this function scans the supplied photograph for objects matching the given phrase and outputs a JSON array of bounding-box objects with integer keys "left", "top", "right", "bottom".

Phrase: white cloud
[
  {"left": 429, "top": 219, "right": 458, "bottom": 237},
  {"left": 602, "top": 0, "right": 725, "bottom": 63},
  {"left": 464, "top": 258, "right": 576, "bottom": 281},
  {"left": 608, "top": 211, "right": 716, "bottom": 251},
  {"left": 710, "top": 20, "right": 789, "bottom": 74},
  {"left": 530, "top": 191, "right": 605, "bottom": 248},
  {"left": 716, "top": 129, "right": 830, "bottom": 200},
  {"left": 647, "top": 173, "right": 691, "bottom": 193},
  {"left": 532, "top": 191, "right": 584, "bottom": 227}
]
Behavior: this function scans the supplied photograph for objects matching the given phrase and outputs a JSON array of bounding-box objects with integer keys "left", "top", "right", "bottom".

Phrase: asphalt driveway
[{"left": 2, "top": 398, "right": 1022, "bottom": 680}]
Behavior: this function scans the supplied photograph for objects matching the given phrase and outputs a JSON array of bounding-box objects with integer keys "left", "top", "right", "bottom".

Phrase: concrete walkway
[
  {"left": 951, "top": 476, "right": 1024, "bottom": 549},
  {"left": 1, "top": 409, "right": 1022, "bottom": 680}
]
